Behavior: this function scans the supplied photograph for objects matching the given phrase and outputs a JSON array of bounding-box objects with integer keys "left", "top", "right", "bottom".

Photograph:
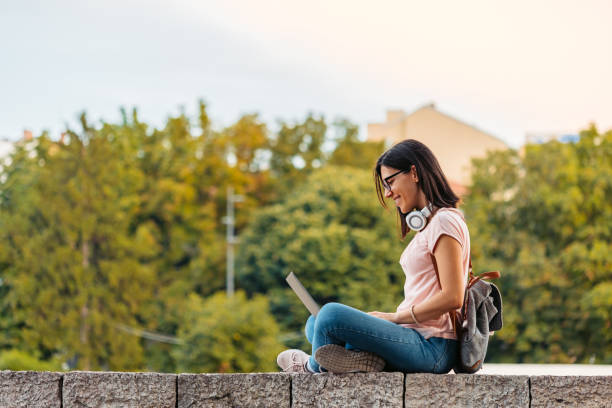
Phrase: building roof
[
  {"left": 381, "top": 102, "right": 507, "bottom": 147},
  {"left": 367, "top": 103, "right": 509, "bottom": 194}
]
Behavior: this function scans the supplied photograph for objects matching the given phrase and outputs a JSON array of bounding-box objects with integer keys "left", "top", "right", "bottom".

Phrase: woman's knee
[
  {"left": 318, "top": 302, "right": 344, "bottom": 318},
  {"left": 304, "top": 314, "right": 316, "bottom": 342},
  {"left": 315, "top": 302, "right": 350, "bottom": 329}
]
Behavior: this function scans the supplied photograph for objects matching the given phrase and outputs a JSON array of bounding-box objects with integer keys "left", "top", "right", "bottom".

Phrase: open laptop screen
[{"left": 286, "top": 272, "right": 321, "bottom": 316}]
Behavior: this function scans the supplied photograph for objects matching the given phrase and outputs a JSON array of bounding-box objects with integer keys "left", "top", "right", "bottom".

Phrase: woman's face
[{"left": 380, "top": 165, "right": 425, "bottom": 213}]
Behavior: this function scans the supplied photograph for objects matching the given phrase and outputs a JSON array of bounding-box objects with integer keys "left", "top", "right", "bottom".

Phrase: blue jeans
[{"left": 304, "top": 302, "right": 457, "bottom": 373}]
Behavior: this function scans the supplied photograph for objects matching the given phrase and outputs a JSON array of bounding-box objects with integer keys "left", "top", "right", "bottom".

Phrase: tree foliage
[
  {"left": 0, "top": 349, "right": 63, "bottom": 371},
  {"left": 0, "top": 102, "right": 369, "bottom": 371},
  {"left": 237, "top": 166, "right": 407, "bottom": 349},
  {"left": 328, "top": 119, "right": 385, "bottom": 168},
  {"left": 172, "top": 291, "right": 283, "bottom": 373},
  {"left": 1, "top": 98, "right": 608, "bottom": 370},
  {"left": 464, "top": 125, "right": 612, "bottom": 363}
]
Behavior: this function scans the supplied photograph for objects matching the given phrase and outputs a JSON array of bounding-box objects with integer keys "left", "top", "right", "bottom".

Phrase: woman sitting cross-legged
[{"left": 277, "top": 139, "right": 468, "bottom": 374}]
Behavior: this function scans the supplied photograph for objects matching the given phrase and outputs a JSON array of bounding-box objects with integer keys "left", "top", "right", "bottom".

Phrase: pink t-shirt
[{"left": 396, "top": 207, "right": 470, "bottom": 340}]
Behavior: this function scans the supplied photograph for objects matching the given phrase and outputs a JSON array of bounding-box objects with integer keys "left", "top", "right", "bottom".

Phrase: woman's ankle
[{"left": 305, "top": 359, "right": 317, "bottom": 373}]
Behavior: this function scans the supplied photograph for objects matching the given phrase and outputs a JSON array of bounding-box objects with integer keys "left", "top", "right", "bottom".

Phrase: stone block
[
  {"left": 62, "top": 371, "right": 176, "bottom": 408},
  {"left": 292, "top": 372, "right": 404, "bottom": 407},
  {"left": 178, "top": 372, "right": 290, "bottom": 408},
  {"left": 405, "top": 374, "right": 529, "bottom": 407},
  {"left": 0, "top": 370, "right": 61, "bottom": 408},
  {"left": 531, "top": 375, "right": 612, "bottom": 407}
]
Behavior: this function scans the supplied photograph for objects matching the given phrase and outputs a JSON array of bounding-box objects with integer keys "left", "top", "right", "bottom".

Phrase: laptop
[{"left": 285, "top": 271, "right": 321, "bottom": 316}]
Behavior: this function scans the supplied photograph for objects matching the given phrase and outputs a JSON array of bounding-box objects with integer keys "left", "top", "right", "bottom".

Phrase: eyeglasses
[{"left": 382, "top": 169, "right": 406, "bottom": 192}]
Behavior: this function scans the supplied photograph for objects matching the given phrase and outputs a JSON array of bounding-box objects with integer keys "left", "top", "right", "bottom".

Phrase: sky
[{"left": 1, "top": 0, "right": 611, "bottom": 148}]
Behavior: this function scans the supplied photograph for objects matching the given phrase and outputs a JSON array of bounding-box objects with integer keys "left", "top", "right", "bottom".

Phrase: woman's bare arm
[{"left": 368, "top": 234, "right": 465, "bottom": 324}]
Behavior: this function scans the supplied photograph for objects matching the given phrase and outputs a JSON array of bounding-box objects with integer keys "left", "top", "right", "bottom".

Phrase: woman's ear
[{"left": 410, "top": 165, "right": 419, "bottom": 182}]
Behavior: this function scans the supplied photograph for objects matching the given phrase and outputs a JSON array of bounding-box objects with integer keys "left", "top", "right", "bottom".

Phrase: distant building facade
[{"left": 367, "top": 103, "right": 508, "bottom": 194}]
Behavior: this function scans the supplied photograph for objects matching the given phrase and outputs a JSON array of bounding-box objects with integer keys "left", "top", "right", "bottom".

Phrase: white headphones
[{"left": 406, "top": 203, "right": 433, "bottom": 231}]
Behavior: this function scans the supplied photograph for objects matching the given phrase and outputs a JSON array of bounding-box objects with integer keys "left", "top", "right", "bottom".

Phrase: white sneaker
[{"left": 276, "top": 349, "right": 311, "bottom": 373}]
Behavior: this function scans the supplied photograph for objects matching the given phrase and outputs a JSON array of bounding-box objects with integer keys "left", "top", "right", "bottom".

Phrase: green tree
[
  {"left": 0, "top": 134, "right": 46, "bottom": 352},
  {"left": 268, "top": 114, "right": 328, "bottom": 186},
  {"left": 0, "top": 349, "right": 62, "bottom": 371},
  {"left": 0, "top": 115, "right": 155, "bottom": 370},
  {"left": 464, "top": 125, "right": 612, "bottom": 363},
  {"left": 172, "top": 291, "right": 283, "bottom": 373},
  {"left": 0, "top": 102, "right": 332, "bottom": 371},
  {"left": 328, "top": 119, "right": 385, "bottom": 169},
  {"left": 237, "top": 166, "right": 407, "bottom": 350}
]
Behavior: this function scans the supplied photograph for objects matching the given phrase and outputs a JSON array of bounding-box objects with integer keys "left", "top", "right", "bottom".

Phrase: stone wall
[{"left": 1, "top": 370, "right": 611, "bottom": 407}]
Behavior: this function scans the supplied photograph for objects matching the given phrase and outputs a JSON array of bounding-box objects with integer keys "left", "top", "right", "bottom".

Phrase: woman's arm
[{"left": 368, "top": 234, "right": 465, "bottom": 324}]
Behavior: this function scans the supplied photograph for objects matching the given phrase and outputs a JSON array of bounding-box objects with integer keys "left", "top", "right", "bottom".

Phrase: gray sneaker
[
  {"left": 277, "top": 349, "right": 311, "bottom": 373},
  {"left": 314, "top": 344, "right": 385, "bottom": 373}
]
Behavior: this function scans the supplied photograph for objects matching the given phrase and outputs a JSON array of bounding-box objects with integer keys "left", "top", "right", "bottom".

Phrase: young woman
[{"left": 277, "top": 139, "right": 468, "bottom": 374}]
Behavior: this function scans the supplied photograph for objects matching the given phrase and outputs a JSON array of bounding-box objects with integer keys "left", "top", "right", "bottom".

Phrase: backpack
[{"left": 431, "top": 255, "right": 503, "bottom": 374}]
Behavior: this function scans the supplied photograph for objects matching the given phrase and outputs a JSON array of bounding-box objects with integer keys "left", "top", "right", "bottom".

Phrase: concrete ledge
[
  {"left": 3, "top": 371, "right": 612, "bottom": 407},
  {"left": 178, "top": 373, "right": 290, "bottom": 408},
  {"left": 531, "top": 376, "right": 612, "bottom": 407},
  {"left": 62, "top": 371, "right": 176, "bottom": 408},
  {"left": 292, "top": 372, "right": 404, "bottom": 407},
  {"left": 0, "top": 370, "right": 61, "bottom": 408},
  {"left": 405, "top": 374, "right": 529, "bottom": 407}
]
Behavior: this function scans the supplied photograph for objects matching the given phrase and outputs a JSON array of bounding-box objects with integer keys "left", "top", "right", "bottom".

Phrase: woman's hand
[{"left": 367, "top": 311, "right": 398, "bottom": 323}]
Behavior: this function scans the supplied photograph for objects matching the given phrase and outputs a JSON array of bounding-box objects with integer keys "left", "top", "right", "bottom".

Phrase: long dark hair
[{"left": 374, "top": 139, "right": 459, "bottom": 238}]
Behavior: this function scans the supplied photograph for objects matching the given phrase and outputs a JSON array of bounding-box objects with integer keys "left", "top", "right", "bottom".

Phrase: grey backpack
[{"left": 431, "top": 256, "right": 503, "bottom": 373}]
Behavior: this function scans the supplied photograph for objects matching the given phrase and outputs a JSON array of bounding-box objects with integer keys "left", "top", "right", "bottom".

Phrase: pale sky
[{"left": 1, "top": 0, "right": 611, "bottom": 147}]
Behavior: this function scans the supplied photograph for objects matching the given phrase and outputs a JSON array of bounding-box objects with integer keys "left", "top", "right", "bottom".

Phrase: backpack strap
[{"left": 468, "top": 271, "right": 500, "bottom": 288}]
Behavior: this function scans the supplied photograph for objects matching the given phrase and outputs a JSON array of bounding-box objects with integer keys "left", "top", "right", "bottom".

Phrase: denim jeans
[{"left": 304, "top": 302, "right": 457, "bottom": 373}]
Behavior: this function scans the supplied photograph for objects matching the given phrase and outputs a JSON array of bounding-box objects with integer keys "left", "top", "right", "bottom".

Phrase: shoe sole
[{"left": 314, "top": 344, "right": 385, "bottom": 373}]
